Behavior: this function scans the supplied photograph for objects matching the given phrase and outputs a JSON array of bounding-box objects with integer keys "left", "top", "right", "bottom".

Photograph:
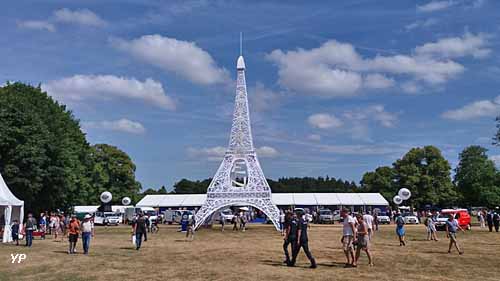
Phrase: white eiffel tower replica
[{"left": 194, "top": 50, "right": 280, "bottom": 231}]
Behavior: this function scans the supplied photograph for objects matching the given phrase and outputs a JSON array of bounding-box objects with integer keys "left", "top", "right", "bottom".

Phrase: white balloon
[
  {"left": 100, "top": 191, "right": 112, "bottom": 203},
  {"left": 393, "top": 195, "right": 403, "bottom": 205},
  {"left": 398, "top": 188, "right": 412, "bottom": 200},
  {"left": 122, "top": 197, "right": 131, "bottom": 206}
]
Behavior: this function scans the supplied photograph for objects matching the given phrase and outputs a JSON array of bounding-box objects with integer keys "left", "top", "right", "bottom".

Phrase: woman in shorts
[{"left": 353, "top": 214, "right": 373, "bottom": 267}]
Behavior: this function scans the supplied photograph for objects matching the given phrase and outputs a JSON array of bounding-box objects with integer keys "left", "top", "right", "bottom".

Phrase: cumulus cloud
[
  {"left": 249, "top": 82, "right": 281, "bottom": 112},
  {"left": 415, "top": 32, "right": 491, "bottom": 59},
  {"left": 308, "top": 113, "right": 343, "bottom": 129},
  {"left": 442, "top": 96, "right": 500, "bottom": 120},
  {"left": 188, "top": 145, "right": 279, "bottom": 161},
  {"left": 417, "top": 1, "right": 455, "bottom": 13},
  {"left": 112, "top": 35, "right": 229, "bottom": 85},
  {"left": 83, "top": 119, "right": 146, "bottom": 134},
  {"left": 489, "top": 155, "right": 500, "bottom": 165},
  {"left": 42, "top": 74, "right": 175, "bottom": 110},
  {"left": 54, "top": 8, "right": 106, "bottom": 27},
  {"left": 17, "top": 20, "right": 55, "bottom": 32},
  {"left": 266, "top": 34, "right": 485, "bottom": 97},
  {"left": 308, "top": 105, "right": 398, "bottom": 141}
]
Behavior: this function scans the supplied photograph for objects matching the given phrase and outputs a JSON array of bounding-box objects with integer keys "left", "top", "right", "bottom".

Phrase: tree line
[
  {"left": 3, "top": 82, "right": 500, "bottom": 213},
  {"left": 0, "top": 83, "right": 141, "bottom": 214}
]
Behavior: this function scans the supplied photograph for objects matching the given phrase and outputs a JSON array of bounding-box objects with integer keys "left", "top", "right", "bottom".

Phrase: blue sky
[{"left": 2, "top": 0, "right": 500, "bottom": 190}]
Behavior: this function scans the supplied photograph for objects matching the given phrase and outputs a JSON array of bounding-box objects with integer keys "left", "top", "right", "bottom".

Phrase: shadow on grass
[
  {"left": 316, "top": 262, "right": 346, "bottom": 268},
  {"left": 260, "top": 259, "right": 286, "bottom": 267},
  {"left": 119, "top": 247, "right": 136, "bottom": 250}
]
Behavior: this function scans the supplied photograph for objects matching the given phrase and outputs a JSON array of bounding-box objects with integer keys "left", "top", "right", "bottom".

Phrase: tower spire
[{"left": 240, "top": 32, "right": 243, "bottom": 56}]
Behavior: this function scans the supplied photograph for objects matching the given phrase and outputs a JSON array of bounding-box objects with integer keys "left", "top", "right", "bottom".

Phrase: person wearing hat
[
  {"left": 67, "top": 215, "right": 80, "bottom": 254},
  {"left": 81, "top": 214, "right": 94, "bottom": 255}
]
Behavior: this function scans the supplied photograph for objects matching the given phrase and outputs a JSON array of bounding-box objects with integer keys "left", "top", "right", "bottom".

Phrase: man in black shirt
[
  {"left": 282, "top": 211, "right": 293, "bottom": 264},
  {"left": 134, "top": 213, "right": 147, "bottom": 250},
  {"left": 289, "top": 210, "right": 317, "bottom": 268},
  {"left": 487, "top": 210, "right": 494, "bottom": 232}
]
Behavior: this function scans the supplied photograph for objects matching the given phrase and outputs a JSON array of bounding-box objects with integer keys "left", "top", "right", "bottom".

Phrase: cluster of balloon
[
  {"left": 393, "top": 195, "right": 403, "bottom": 205},
  {"left": 100, "top": 191, "right": 112, "bottom": 203},
  {"left": 393, "top": 188, "right": 412, "bottom": 205},
  {"left": 122, "top": 197, "right": 131, "bottom": 206}
]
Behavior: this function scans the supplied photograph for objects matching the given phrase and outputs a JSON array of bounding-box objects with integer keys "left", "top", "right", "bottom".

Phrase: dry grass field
[{"left": 0, "top": 223, "right": 499, "bottom": 281}]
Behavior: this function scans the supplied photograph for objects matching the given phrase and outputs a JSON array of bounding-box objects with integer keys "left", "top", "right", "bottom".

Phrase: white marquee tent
[
  {"left": 136, "top": 193, "right": 388, "bottom": 208},
  {"left": 1, "top": 172, "right": 24, "bottom": 243}
]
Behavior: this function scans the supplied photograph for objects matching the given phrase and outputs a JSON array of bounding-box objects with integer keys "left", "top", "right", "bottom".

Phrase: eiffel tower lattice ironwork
[{"left": 194, "top": 54, "right": 280, "bottom": 230}]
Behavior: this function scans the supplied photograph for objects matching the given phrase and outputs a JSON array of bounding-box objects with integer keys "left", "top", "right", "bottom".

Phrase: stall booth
[{"left": 1, "top": 173, "right": 24, "bottom": 243}]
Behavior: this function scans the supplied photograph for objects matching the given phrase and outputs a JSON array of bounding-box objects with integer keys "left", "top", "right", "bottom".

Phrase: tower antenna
[{"left": 240, "top": 32, "right": 243, "bottom": 56}]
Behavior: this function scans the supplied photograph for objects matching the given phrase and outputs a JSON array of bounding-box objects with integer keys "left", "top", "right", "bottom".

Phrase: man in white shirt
[
  {"left": 341, "top": 208, "right": 357, "bottom": 267},
  {"left": 81, "top": 214, "right": 95, "bottom": 255},
  {"left": 363, "top": 211, "right": 375, "bottom": 240}
]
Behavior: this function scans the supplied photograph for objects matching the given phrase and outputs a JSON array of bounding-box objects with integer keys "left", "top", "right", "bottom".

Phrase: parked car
[
  {"left": 94, "top": 212, "right": 121, "bottom": 226},
  {"left": 333, "top": 210, "right": 342, "bottom": 222},
  {"left": 402, "top": 212, "right": 419, "bottom": 224},
  {"left": 318, "top": 209, "right": 334, "bottom": 224},
  {"left": 435, "top": 209, "right": 471, "bottom": 231},
  {"left": 214, "top": 209, "right": 234, "bottom": 222},
  {"left": 173, "top": 210, "right": 194, "bottom": 224},
  {"left": 376, "top": 212, "right": 391, "bottom": 224}
]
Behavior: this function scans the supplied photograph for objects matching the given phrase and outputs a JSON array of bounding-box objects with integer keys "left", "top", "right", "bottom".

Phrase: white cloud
[
  {"left": 17, "top": 20, "right": 55, "bottom": 32},
  {"left": 317, "top": 144, "right": 407, "bottom": 156},
  {"left": 83, "top": 119, "right": 146, "bottom": 134},
  {"left": 249, "top": 82, "right": 281, "bottom": 112},
  {"left": 405, "top": 18, "right": 439, "bottom": 31},
  {"left": 308, "top": 113, "right": 343, "bottom": 129},
  {"left": 308, "top": 134, "right": 322, "bottom": 141},
  {"left": 415, "top": 32, "right": 491, "bottom": 59},
  {"left": 363, "top": 74, "right": 395, "bottom": 89},
  {"left": 42, "top": 74, "right": 175, "bottom": 110},
  {"left": 188, "top": 145, "right": 279, "bottom": 161},
  {"left": 489, "top": 155, "right": 500, "bottom": 164},
  {"left": 417, "top": 1, "right": 454, "bottom": 13},
  {"left": 256, "top": 146, "right": 279, "bottom": 158},
  {"left": 442, "top": 96, "right": 500, "bottom": 120},
  {"left": 54, "top": 8, "right": 106, "bottom": 27},
  {"left": 112, "top": 35, "right": 229, "bottom": 85},
  {"left": 267, "top": 36, "right": 474, "bottom": 97}
]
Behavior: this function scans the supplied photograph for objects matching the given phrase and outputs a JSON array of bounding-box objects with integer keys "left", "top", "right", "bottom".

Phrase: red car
[{"left": 435, "top": 209, "right": 471, "bottom": 230}]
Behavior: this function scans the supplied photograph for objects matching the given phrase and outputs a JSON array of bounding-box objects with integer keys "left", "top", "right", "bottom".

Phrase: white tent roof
[
  {"left": 314, "top": 193, "right": 341, "bottom": 205},
  {"left": 0, "top": 173, "right": 23, "bottom": 206},
  {"left": 74, "top": 205, "right": 98, "bottom": 213},
  {"left": 136, "top": 193, "right": 389, "bottom": 208}
]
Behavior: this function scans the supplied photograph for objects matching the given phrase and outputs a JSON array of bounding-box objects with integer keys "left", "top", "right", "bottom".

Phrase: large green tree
[
  {"left": 89, "top": 144, "right": 142, "bottom": 204},
  {"left": 360, "top": 166, "right": 397, "bottom": 200},
  {"left": 455, "top": 145, "right": 500, "bottom": 207},
  {"left": 393, "top": 146, "right": 457, "bottom": 208},
  {"left": 0, "top": 82, "right": 92, "bottom": 213}
]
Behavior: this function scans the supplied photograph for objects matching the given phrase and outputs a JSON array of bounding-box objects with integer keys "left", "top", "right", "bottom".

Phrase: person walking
[
  {"left": 232, "top": 213, "right": 240, "bottom": 231},
  {"left": 240, "top": 211, "right": 247, "bottom": 232},
  {"left": 24, "top": 213, "right": 37, "bottom": 247},
  {"left": 478, "top": 210, "right": 485, "bottom": 229},
  {"left": 341, "top": 208, "right": 357, "bottom": 267},
  {"left": 494, "top": 210, "right": 500, "bottom": 232},
  {"left": 425, "top": 214, "right": 439, "bottom": 241},
  {"left": 68, "top": 215, "right": 80, "bottom": 254},
  {"left": 39, "top": 212, "right": 47, "bottom": 240},
  {"left": 186, "top": 215, "right": 196, "bottom": 241},
  {"left": 446, "top": 214, "right": 464, "bottom": 255},
  {"left": 353, "top": 214, "right": 373, "bottom": 267},
  {"left": 362, "top": 211, "right": 375, "bottom": 240},
  {"left": 395, "top": 212, "right": 406, "bottom": 246},
  {"left": 487, "top": 210, "right": 494, "bottom": 232},
  {"left": 279, "top": 210, "right": 285, "bottom": 235},
  {"left": 289, "top": 210, "right": 316, "bottom": 268},
  {"left": 282, "top": 211, "right": 294, "bottom": 265},
  {"left": 220, "top": 211, "right": 226, "bottom": 232},
  {"left": 134, "top": 212, "right": 147, "bottom": 250},
  {"left": 11, "top": 220, "right": 20, "bottom": 246},
  {"left": 81, "top": 214, "right": 94, "bottom": 255}
]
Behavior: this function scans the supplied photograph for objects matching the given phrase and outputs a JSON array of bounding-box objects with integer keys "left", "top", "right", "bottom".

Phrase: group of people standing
[{"left": 478, "top": 209, "right": 500, "bottom": 232}]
